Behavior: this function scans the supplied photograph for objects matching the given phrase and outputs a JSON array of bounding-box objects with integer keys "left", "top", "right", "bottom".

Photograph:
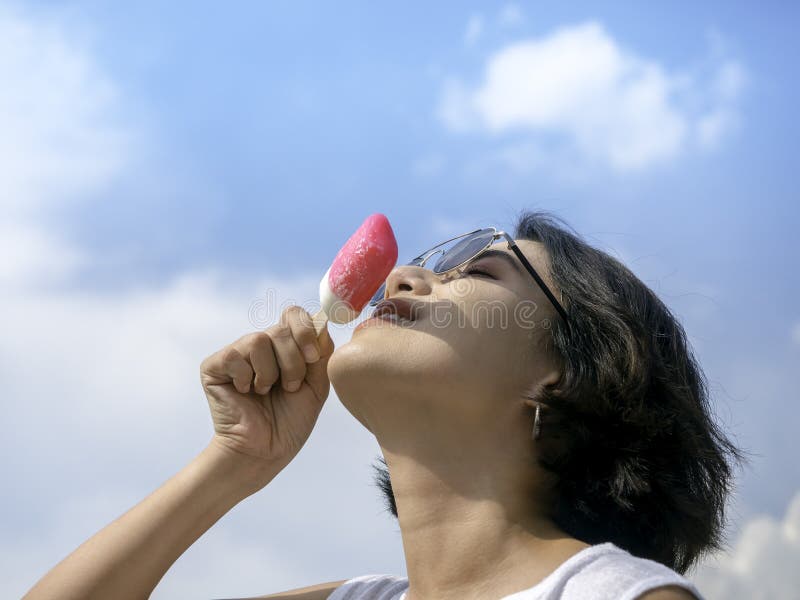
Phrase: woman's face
[{"left": 327, "top": 238, "right": 564, "bottom": 449}]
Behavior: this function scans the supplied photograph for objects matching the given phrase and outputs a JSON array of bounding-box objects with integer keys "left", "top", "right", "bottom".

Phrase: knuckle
[
  {"left": 222, "top": 346, "right": 241, "bottom": 363},
  {"left": 248, "top": 331, "right": 272, "bottom": 351},
  {"left": 280, "top": 304, "right": 301, "bottom": 321},
  {"left": 241, "top": 331, "right": 265, "bottom": 346},
  {"left": 285, "top": 304, "right": 313, "bottom": 325},
  {"left": 282, "top": 356, "right": 306, "bottom": 378}
]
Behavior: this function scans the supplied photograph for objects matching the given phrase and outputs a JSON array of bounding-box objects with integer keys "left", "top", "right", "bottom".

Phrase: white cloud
[
  {"left": 0, "top": 222, "right": 86, "bottom": 287},
  {"left": 0, "top": 6, "right": 402, "bottom": 598},
  {"left": 0, "top": 266, "right": 387, "bottom": 598},
  {"left": 464, "top": 13, "right": 484, "bottom": 47},
  {"left": 690, "top": 491, "right": 800, "bottom": 600},
  {"left": 0, "top": 3, "right": 132, "bottom": 291},
  {"left": 438, "top": 21, "right": 745, "bottom": 171},
  {"left": 2, "top": 5, "right": 779, "bottom": 599},
  {"left": 696, "top": 60, "right": 746, "bottom": 150},
  {"left": 0, "top": 4, "right": 131, "bottom": 216},
  {"left": 0, "top": 487, "right": 310, "bottom": 600}
]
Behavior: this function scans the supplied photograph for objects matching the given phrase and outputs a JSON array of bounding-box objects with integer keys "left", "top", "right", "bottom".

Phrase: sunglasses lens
[
  {"left": 432, "top": 229, "right": 495, "bottom": 273},
  {"left": 366, "top": 231, "right": 495, "bottom": 308}
]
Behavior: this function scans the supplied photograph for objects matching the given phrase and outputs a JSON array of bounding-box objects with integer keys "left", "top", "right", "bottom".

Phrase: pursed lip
[
  {"left": 353, "top": 297, "right": 426, "bottom": 332},
  {"left": 371, "top": 297, "right": 426, "bottom": 322}
]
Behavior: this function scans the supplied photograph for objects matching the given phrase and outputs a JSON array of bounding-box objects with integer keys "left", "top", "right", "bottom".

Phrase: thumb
[
  {"left": 305, "top": 354, "right": 331, "bottom": 405},
  {"left": 305, "top": 325, "right": 334, "bottom": 403},
  {"left": 317, "top": 324, "right": 335, "bottom": 359}
]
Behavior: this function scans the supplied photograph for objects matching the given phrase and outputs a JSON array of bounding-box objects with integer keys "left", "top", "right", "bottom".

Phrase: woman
[{"left": 23, "top": 210, "right": 741, "bottom": 600}]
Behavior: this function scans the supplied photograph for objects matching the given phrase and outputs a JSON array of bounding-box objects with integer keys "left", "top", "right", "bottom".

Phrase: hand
[{"left": 200, "top": 306, "right": 335, "bottom": 476}]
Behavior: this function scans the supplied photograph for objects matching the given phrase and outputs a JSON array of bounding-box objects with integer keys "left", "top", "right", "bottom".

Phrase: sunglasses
[{"left": 368, "top": 227, "right": 570, "bottom": 331}]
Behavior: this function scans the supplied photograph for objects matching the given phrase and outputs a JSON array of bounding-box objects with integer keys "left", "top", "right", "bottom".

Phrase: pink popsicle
[{"left": 313, "top": 214, "right": 398, "bottom": 333}]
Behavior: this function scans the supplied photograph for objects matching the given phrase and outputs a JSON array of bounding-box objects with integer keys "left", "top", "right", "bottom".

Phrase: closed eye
[{"left": 463, "top": 267, "right": 495, "bottom": 279}]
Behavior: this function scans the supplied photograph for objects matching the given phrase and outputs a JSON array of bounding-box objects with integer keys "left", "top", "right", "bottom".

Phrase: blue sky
[
  {"left": 35, "top": 1, "right": 798, "bottom": 280},
  {"left": 2, "top": 1, "right": 798, "bottom": 598}
]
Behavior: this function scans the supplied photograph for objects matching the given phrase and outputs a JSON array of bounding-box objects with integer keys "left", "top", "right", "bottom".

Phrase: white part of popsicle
[{"left": 312, "top": 266, "right": 360, "bottom": 335}]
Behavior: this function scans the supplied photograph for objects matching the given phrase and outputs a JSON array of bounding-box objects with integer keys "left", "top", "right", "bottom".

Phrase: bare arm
[
  {"left": 25, "top": 307, "right": 334, "bottom": 600},
  {"left": 23, "top": 439, "right": 281, "bottom": 600}
]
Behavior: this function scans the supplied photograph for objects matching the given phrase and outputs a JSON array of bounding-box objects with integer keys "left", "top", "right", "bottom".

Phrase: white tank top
[{"left": 326, "top": 542, "right": 704, "bottom": 600}]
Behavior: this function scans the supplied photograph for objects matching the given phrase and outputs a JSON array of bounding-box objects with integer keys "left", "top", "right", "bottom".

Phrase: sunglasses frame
[{"left": 369, "top": 227, "right": 571, "bottom": 332}]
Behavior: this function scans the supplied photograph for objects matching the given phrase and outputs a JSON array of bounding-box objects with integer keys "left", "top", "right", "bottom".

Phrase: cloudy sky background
[{"left": 1, "top": 1, "right": 797, "bottom": 598}]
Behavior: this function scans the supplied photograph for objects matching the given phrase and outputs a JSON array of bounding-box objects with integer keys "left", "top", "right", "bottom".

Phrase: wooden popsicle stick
[{"left": 311, "top": 308, "right": 328, "bottom": 337}]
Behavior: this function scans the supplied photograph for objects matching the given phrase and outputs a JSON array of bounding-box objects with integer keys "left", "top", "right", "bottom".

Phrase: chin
[
  {"left": 327, "top": 337, "right": 400, "bottom": 397},
  {"left": 328, "top": 332, "right": 462, "bottom": 400}
]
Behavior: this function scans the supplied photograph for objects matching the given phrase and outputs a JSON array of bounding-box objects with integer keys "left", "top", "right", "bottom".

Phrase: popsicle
[{"left": 312, "top": 213, "right": 398, "bottom": 335}]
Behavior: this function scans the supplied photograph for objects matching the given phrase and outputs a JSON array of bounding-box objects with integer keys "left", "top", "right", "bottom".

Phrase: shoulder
[
  {"left": 325, "top": 574, "right": 408, "bottom": 600},
  {"left": 559, "top": 543, "right": 703, "bottom": 600},
  {"left": 636, "top": 586, "right": 698, "bottom": 599}
]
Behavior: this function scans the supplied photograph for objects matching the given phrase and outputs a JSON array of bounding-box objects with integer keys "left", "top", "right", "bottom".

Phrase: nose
[{"left": 383, "top": 264, "right": 435, "bottom": 299}]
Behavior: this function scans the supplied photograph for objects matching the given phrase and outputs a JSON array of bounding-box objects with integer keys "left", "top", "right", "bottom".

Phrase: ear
[
  {"left": 522, "top": 369, "right": 561, "bottom": 411},
  {"left": 541, "top": 368, "right": 561, "bottom": 388}
]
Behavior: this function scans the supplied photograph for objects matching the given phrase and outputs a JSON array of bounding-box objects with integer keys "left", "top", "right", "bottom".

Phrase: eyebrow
[{"left": 471, "top": 248, "right": 525, "bottom": 277}]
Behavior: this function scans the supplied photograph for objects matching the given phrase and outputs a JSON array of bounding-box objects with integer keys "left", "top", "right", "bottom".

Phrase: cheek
[
  {"left": 431, "top": 294, "right": 522, "bottom": 369},
  {"left": 329, "top": 289, "right": 532, "bottom": 387},
  {"left": 465, "top": 294, "right": 544, "bottom": 373},
  {"left": 455, "top": 291, "right": 518, "bottom": 339}
]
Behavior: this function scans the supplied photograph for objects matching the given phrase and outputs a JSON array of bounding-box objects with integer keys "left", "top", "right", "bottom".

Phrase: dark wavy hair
[{"left": 371, "top": 209, "right": 744, "bottom": 574}]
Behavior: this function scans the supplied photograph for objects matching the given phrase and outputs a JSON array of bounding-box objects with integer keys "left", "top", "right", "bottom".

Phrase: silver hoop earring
[{"left": 532, "top": 403, "right": 542, "bottom": 440}]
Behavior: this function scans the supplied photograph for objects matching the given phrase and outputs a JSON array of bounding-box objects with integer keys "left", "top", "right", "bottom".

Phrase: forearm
[{"left": 23, "top": 439, "right": 280, "bottom": 600}]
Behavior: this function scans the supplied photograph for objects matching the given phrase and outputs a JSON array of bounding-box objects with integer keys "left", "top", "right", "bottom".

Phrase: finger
[
  {"left": 317, "top": 322, "right": 335, "bottom": 359},
  {"left": 304, "top": 325, "right": 335, "bottom": 403},
  {"left": 200, "top": 345, "right": 243, "bottom": 385},
  {"left": 282, "top": 305, "right": 320, "bottom": 363},
  {"left": 221, "top": 347, "right": 254, "bottom": 394},
  {"left": 246, "top": 332, "right": 279, "bottom": 395},
  {"left": 304, "top": 349, "right": 331, "bottom": 404},
  {"left": 265, "top": 321, "right": 307, "bottom": 393}
]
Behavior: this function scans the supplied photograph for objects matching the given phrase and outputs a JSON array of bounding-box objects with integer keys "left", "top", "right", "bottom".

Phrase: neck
[{"left": 380, "top": 447, "right": 589, "bottom": 600}]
